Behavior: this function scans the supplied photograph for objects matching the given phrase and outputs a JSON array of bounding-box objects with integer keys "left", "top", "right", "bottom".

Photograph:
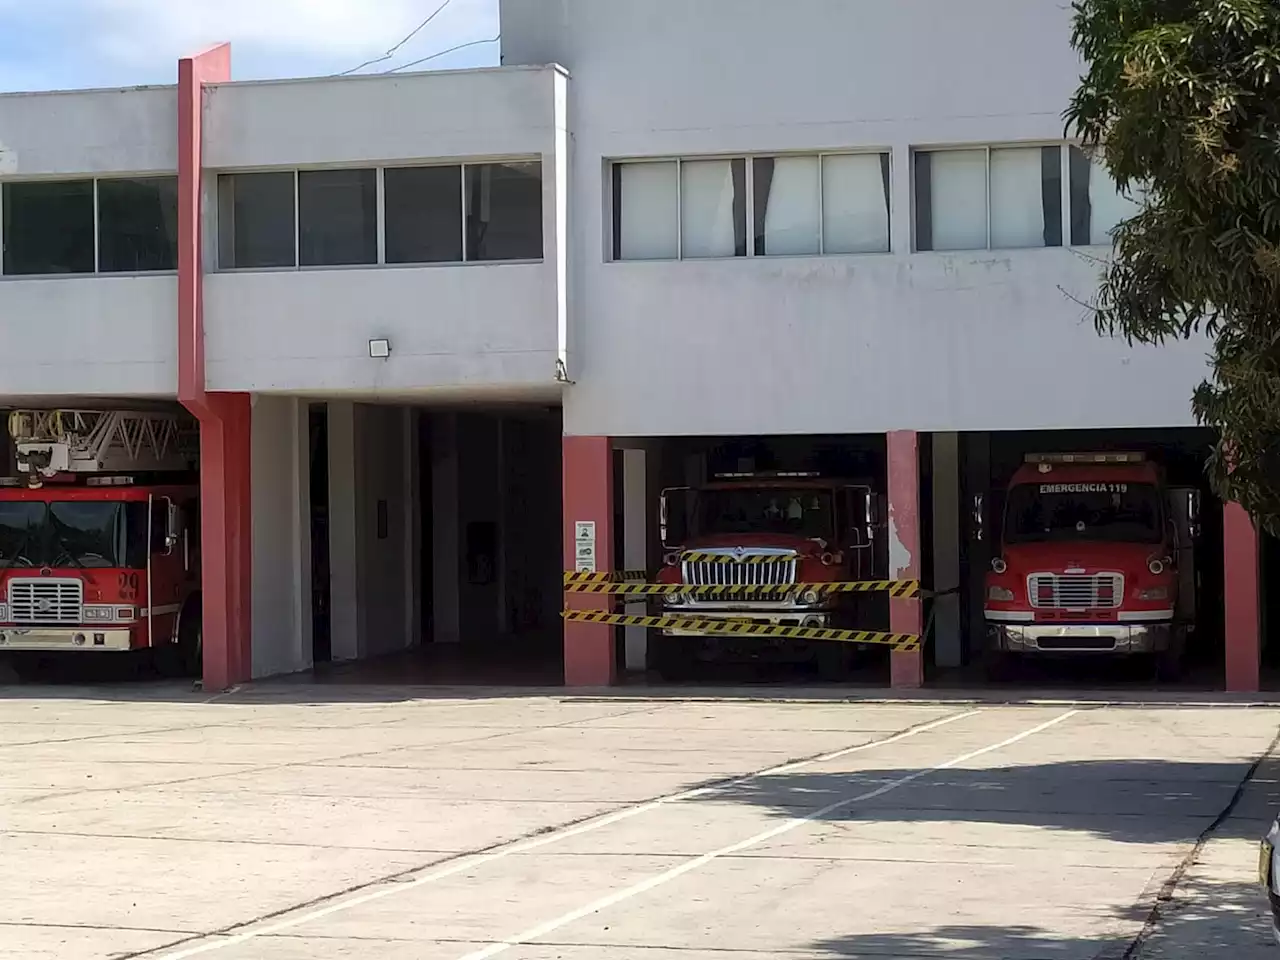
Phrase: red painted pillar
[
  {"left": 1224, "top": 501, "right": 1261, "bottom": 692},
  {"left": 178, "top": 44, "right": 253, "bottom": 691},
  {"left": 562, "top": 435, "right": 615, "bottom": 686},
  {"left": 888, "top": 430, "right": 924, "bottom": 688}
]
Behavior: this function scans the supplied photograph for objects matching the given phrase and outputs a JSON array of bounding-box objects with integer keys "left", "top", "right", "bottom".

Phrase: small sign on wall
[{"left": 574, "top": 520, "right": 596, "bottom": 573}]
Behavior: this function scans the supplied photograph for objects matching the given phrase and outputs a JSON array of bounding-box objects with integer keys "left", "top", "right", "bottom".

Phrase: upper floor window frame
[
  {"left": 609, "top": 149, "right": 894, "bottom": 263},
  {"left": 214, "top": 155, "right": 545, "bottom": 273},
  {"left": 0, "top": 172, "right": 179, "bottom": 279},
  {"left": 910, "top": 140, "right": 1143, "bottom": 254}
]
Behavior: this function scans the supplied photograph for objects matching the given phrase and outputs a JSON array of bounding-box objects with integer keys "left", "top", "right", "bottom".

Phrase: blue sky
[{"left": 0, "top": 0, "right": 501, "bottom": 92}]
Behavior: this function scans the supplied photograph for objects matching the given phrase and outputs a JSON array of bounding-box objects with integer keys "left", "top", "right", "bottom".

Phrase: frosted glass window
[
  {"left": 822, "top": 153, "right": 890, "bottom": 254},
  {"left": 990, "top": 146, "right": 1061, "bottom": 249},
  {"left": 680, "top": 158, "right": 746, "bottom": 258},
  {"left": 915, "top": 149, "right": 988, "bottom": 251},
  {"left": 1069, "top": 147, "right": 1145, "bottom": 245},
  {"left": 753, "top": 156, "right": 820, "bottom": 256},
  {"left": 613, "top": 162, "right": 678, "bottom": 260}
]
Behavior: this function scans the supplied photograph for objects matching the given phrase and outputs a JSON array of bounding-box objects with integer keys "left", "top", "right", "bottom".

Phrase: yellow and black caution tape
[
  {"left": 561, "top": 609, "right": 920, "bottom": 650},
  {"left": 564, "top": 579, "right": 920, "bottom": 598},
  {"left": 563, "top": 570, "right": 650, "bottom": 585},
  {"left": 679, "top": 552, "right": 796, "bottom": 564}
]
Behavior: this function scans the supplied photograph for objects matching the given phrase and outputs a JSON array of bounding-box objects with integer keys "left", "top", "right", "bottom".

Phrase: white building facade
[{"left": 0, "top": 0, "right": 1260, "bottom": 689}]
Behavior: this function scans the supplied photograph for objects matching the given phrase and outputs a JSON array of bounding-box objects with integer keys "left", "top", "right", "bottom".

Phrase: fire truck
[
  {"left": 978, "top": 452, "right": 1200, "bottom": 678},
  {"left": 0, "top": 410, "right": 202, "bottom": 676},
  {"left": 654, "top": 471, "right": 881, "bottom": 678}
]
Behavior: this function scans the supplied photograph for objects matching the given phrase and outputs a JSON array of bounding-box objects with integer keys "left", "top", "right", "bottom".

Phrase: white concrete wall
[
  {"left": 204, "top": 68, "right": 562, "bottom": 170},
  {"left": 0, "top": 276, "right": 177, "bottom": 397},
  {"left": 501, "top": 0, "right": 1212, "bottom": 437},
  {"left": 0, "top": 86, "right": 176, "bottom": 176},
  {"left": 250, "top": 395, "right": 312, "bottom": 678},
  {"left": 204, "top": 264, "right": 561, "bottom": 395},
  {"left": 201, "top": 66, "right": 569, "bottom": 399}
]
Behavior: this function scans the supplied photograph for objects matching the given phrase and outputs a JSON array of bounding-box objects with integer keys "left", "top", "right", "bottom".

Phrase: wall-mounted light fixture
[{"left": 368, "top": 338, "right": 391, "bottom": 359}]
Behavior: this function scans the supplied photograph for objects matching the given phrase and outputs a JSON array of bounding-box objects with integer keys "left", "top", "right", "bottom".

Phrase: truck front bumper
[
  {"left": 988, "top": 621, "right": 1173, "bottom": 655},
  {"left": 661, "top": 609, "right": 830, "bottom": 636},
  {"left": 0, "top": 627, "right": 134, "bottom": 652}
]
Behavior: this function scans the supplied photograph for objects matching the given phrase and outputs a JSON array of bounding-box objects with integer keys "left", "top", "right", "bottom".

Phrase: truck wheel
[
  {"left": 1155, "top": 649, "right": 1184, "bottom": 683},
  {"left": 177, "top": 605, "right": 203, "bottom": 679},
  {"left": 815, "top": 644, "right": 850, "bottom": 682},
  {"left": 651, "top": 635, "right": 693, "bottom": 682},
  {"left": 984, "top": 652, "right": 1018, "bottom": 682}
]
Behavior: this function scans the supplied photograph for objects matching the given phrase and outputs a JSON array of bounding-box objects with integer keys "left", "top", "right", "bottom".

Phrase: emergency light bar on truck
[{"left": 1024, "top": 452, "right": 1146, "bottom": 465}]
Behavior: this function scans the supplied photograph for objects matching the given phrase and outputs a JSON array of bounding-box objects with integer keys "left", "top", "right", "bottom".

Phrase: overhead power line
[
  {"left": 337, "top": 0, "right": 455, "bottom": 76},
  {"left": 385, "top": 35, "right": 500, "bottom": 73}
]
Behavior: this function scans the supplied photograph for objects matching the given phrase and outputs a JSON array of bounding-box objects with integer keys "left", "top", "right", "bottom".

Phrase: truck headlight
[
  {"left": 82, "top": 605, "right": 115, "bottom": 622},
  {"left": 799, "top": 588, "right": 821, "bottom": 605},
  {"left": 1138, "top": 587, "right": 1169, "bottom": 601},
  {"left": 665, "top": 591, "right": 685, "bottom": 606},
  {"left": 987, "top": 586, "right": 1015, "bottom": 602}
]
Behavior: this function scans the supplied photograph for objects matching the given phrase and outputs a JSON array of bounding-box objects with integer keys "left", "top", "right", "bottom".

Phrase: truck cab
[
  {"left": 979, "top": 452, "right": 1199, "bottom": 677},
  {"left": 0, "top": 410, "right": 203, "bottom": 676},
  {"left": 655, "top": 471, "right": 880, "bottom": 678}
]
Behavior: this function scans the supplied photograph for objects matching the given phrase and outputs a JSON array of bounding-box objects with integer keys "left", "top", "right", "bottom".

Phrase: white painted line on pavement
[
  {"left": 454, "top": 708, "right": 1080, "bottom": 960},
  {"left": 151, "top": 708, "right": 981, "bottom": 959}
]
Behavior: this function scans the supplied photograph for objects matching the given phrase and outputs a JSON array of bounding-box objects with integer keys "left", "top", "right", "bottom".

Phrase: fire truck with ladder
[
  {"left": 654, "top": 471, "right": 882, "bottom": 679},
  {"left": 0, "top": 410, "right": 202, "bottom": 676},
  {"left": 978, "top": 452, "right": 1200, "bottom": 679}
]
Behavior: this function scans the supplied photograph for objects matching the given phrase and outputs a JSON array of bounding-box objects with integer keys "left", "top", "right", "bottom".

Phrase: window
[
  {"left": 915, "top": 146, "right": 1062, "bottom": 252},
  {"left": 217, "top": 172, "right": 296, "bottom": 269},
  {"left": 681, "top": 158, "right": 747, "bottom": 259},
  {"left": 384, "top": 165, "right": 463, "bottom": 264},
  {"left": 298, "top": 169, "right": 377, "bottom": 266},
  {"left": 612, "top": 161, "right": 678, "bottom": 260},
  {"left": 465, "top": 161, "right": 543, "bottom": 261},
  {"left": 1069, "top": 146, "right": 1144, "bottom": 246},
  {"left": 612, "top": 153, "right": 891, "bottom": 261},
  {"left": 1, "top": 176, "right": 179, "bottom": 276},
  {"left": 2, "top": 180, "right": 95, "bottom": 275},
  {"left": 214, "top": 159, "right": 542, "bottom": 271},
  {"left": 97, "top": 177, "right": 178, "bottom": 272}
]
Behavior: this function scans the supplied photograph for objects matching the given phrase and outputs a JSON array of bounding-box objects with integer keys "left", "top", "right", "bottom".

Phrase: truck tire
[
  {"left": 815, "top": 643, "right": 849, "bottom": 682},
  {"left": 650, "top": 634, "right": 693, "bottom": 682},
  {"left": 1155, "top": 628, "right": 1187, "bottom": 683},
  {"left": 177, "top": 600, "right": 203, "bottom": 679}
]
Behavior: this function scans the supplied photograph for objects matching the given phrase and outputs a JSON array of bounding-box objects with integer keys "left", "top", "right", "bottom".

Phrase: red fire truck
[
  {"left": 654, "top": 471, "right": 880, "bottom": 678},
  {"left": 979, "top": 452, "right": 1200, "bottom": 678},
  {"left": 0, "top": 410, "right": 202, "bottom": 676}
]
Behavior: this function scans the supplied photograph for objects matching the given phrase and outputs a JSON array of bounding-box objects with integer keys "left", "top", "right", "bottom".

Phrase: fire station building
[{"left": 0, "top": 0, "right": 1267, "bottom": 691}]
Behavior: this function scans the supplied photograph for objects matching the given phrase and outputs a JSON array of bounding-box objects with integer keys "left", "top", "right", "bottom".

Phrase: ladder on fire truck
[{"left": 8, "top": 409, "right": 198, "bottom": 477}]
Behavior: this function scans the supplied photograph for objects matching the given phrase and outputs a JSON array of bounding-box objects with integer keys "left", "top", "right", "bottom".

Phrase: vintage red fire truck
[
  {"left": 653, "top": 471, "right": 880, "bottom": 678},
  {"left": 979, "top": 452, "right": 1200, "bottom": 677},
  {"left": 0, "top": 410, "right": 202, "bottom": 676}
]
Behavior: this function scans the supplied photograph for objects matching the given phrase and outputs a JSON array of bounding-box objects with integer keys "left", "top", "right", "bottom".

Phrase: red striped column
[
  {"left": 888, "top": 430, "right": 924, "bottom": 688},
  {"left": 178, "top": 44, "right": 252, "bottom": 691},
  {"left": 1223, "top": 501, "right": 1261, "bottom": 692},
  {"left": 562, "top": 436, "right": 615, "bottom": 686}
]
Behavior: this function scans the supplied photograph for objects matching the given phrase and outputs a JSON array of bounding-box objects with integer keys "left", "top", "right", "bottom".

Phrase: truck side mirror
[
  {"left": 972, "top": 493, "right": 985, "bottom": 542},
  {"left": 163, "top": 498, "right": 180, "bottom": 556},
  {"left": 1187, "top": 490, "right": 1201, "bottom": 540},
  {"left": 841, "top": 486, "right": 874, "bottom": 549},
  {"left": 660, "top": 486, "right": 692, "bottom": 549}
]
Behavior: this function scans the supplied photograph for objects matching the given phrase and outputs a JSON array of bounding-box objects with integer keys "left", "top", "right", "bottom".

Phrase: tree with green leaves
[{"left": 1067, "top": 0, "right": 1280, "bottom": 531}]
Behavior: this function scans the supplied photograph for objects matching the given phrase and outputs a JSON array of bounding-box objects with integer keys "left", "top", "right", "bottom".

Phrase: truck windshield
[
  {"left": 695, "top": 488, "right": 835, "bottom": 539},
  {"left": 1005, "top": 482, "right": 1163, "bottom": 544},
  {"left": 0, "top": 501, "right": 134, "bottom": 568}
]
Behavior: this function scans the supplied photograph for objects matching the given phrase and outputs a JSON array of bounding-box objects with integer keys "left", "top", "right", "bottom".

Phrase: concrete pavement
[{"left": 0, "top": 685, "right": 1276, "bottom": 959}]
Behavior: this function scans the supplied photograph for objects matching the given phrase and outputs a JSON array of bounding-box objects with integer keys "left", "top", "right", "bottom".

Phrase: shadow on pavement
[
  {"left": 704, "top": 758, "right": 1266, "bottom": 845},
  {"left": 807, "top": 878, "right": 1274, "bottom": 959}
]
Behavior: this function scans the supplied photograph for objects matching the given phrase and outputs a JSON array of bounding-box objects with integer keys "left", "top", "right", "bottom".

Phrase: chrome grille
[
  {"left": 8, "top": 578, "right": 84, "bottom": 624},
  {"left": 682, "top": 555, "right": 797, "bottom": 587},
  {"left": 1027, "top": 573, "right": 1124, "bottom": 610}
]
